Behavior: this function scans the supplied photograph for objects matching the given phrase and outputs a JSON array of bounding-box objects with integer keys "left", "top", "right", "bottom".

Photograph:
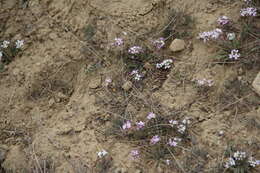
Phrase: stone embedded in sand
[
  {"left": 252, "top": 72, "right": 260, "bottom": 96},
  {"left": 170, "top": 39, "right": 186, "bottom": 52},
  {"left": 122, "top": 81, "right": 133, "bottom": 91}
]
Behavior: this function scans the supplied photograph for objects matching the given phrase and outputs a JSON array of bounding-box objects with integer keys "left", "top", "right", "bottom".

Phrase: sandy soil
[{"left": 0, "top": 0, "right": 259, "bottom": 172}]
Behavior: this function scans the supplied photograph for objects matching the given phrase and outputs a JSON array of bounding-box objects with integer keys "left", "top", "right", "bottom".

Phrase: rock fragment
[{"left": 170, "top": 39, "right": 186, "bottom": 52}]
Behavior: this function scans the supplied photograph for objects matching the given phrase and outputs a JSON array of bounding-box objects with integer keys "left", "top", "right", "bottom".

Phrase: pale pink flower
[
  {"left": 150, "top": 135, "right": 160, "bottom": 145},
  {"left": 136, "top": 121, "right": 145, "bottom": 130},
  {"left": 217, "top": 16, "right": 230, "bottom": 25},
  {"left": 147, "top": 112, "right": 156, "bottom": 120},
  {"left": 130, "top": 149, "right": 140, "bottom": 159}
]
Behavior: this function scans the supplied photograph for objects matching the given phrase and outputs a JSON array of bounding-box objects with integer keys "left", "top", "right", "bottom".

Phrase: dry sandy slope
[{"left": 0, "top": 0, "right": 259, "bottom": 172}]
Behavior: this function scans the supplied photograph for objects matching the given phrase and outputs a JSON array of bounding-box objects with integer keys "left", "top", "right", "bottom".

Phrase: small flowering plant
[
  {"left": 240, "top": 7, "right": 257, "bottom": 17},
  {"left": 150, "top": 135, "right": 161, "bottom": 145},
  {"left": 217, "top": 16, "right": 230, "bottom": 26},
  {"left": 130, "top": 69, "right": 143, "bottom": 81},
  {"left": 0, "top": 39, "right": 24, "bottom": 65},
  {"left": 156, "top": 59, "right": 173, "bottom": 70},
  {"left": 198, "top": 28, "right": 223, "bottom": 42},
  {"left": 195, "top": 78, "right": 214, "bottom": 87},
  {"left": 122, "top": 120, "right": 132, "bottom": 130},
  {"left": 224, "top": 150, "right": 260, "bottom": 171},
  {"left": 229, "top": 49, "right": 241, "bottom": 60},
  {"left": 130, "top": 149, "right": 140, "bottom": 160},
  {"left": 152, "top": 37, "right": 165, "bottom": 50},
  {"left": 112, "top": 37, "right": 124, "bottom": 46},
  {"left": 128, "top": 46, "right": 143, "bottom": 56},
  {"left": 107, "top": 112, "right": 192, "bottom": 163}
]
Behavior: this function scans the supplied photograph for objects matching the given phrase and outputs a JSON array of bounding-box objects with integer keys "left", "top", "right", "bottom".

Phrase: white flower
[
  {"left": 156, "top": 59, "right": 173, "bottom": 69},
  {"left": 169, "top": 120, "right": 178, "bottom": 126},
  {"left": 240, "top": 7, "right": 257, "bottom": 17},
  {"left": 229, "top": 49, "right": 240, "bottom": 60},
  {"left": 1, "top": 40, "right": 10, "bottom": 48},
  {"left": 197, "top": 78, "right": 214, "bottom": 87},
  {"left": 128, "top": 46, "right": 143, "bottom": 55},
  {"left": 219, "top": 130, "right": 224, "bottom": 136},
  {"left": 182, "top": 117, "right": 191, "bottom": 125},
  {"left": 165, "top": 159, "right": 171, "bottom": 165},
  {"left": 122, "top": 121, "right": 131, "bottom": 130},
  {"left": 177, "top": 124, "right": 186, "bottom": 134},
  {"left": 15, "top": 40, "right": 24, "bottom": 49},
  {"left": 134, "top": 73, "right": 142, "bottom": 81},
  {"left": 233, "top": 151, "right": 246, "bottom": 161},
  {"left": 97, "top": 149, "right": 108, "bottom": 158},
  {"left": 248, "top": 157, "right": 260, "bottom": 167},
  {"left": 225, "top": 157, "right": 236, "bottom": 168},
  {"left": 130, "top": 70, "right": 142, "bottom": 81}
]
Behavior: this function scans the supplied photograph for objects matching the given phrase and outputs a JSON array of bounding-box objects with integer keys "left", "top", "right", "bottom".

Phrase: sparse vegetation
[{"left": 0, "top": 0, "right": 259, "bottom": 172}]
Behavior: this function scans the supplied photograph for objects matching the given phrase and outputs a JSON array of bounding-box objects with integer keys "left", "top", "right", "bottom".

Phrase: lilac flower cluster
[
  {"left": 130, "top": 70, "right": 142, "bottom": 81},
  {"left": 196, "top": 78, "right": 214, "bottom": 87},
  {"left": 229, "top": 49, "right": 240, "bottom": 60},
  {"left": 122, "top": 120, "right": 131, "bottom": 130},
  {"left": 152, "top": 37, "right": 165, "bottom": 49},
  {"left": 125, "top": 114, "right": 191, "bottom": 163},
  {"left": 147, "top": 112, "right": 156, "bottom": 119},
  {"left": 150, "top": 135, "right": 161, "bottom": 145},
  {"left": 240, "top": 7, "right": 257, "bottom": 16},
  {"left": 128, "top": 46, "right": 143, "bottom": 55},
  {"left": 122, "top": 112, "right": 157, "bottom": 132},
  {"left": 169, "top": 117, "right": 191, "bottom": 134},
  {"left": 168, "top": 137, "right": 182, "bottom": 147},
  {"left": 225, "top": 151, "right": 260, "bottom": 169},
  {"left": 136, "top": 121, "right": 145, "bottom": 130},
  {"left": 198, "top": 28, "right": 223, "bottom": 42},
  {"left": 156, "top": 59, "right": 173, "bottom": 69},
  {"left": 113, "top": 37, "right": 124, "bottom": 46},
  {"left": 217, "top": 16, "right": 230, "bottom": 26},
  {"left": 130, "top": 149, "right": 140, "bottom": 160}
]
